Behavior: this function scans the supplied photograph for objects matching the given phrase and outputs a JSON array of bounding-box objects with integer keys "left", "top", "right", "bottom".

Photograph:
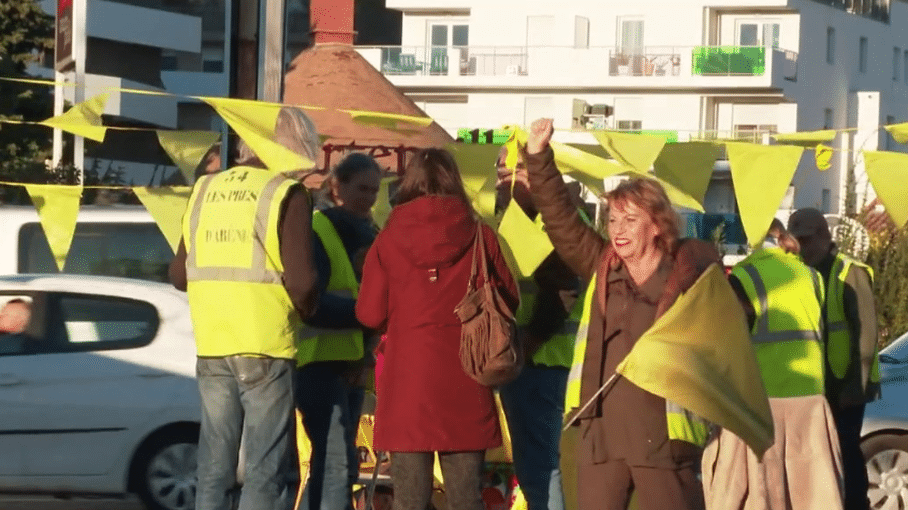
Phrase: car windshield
[{"left": 880, "top": 331, "right": 908, "bottom": 364}]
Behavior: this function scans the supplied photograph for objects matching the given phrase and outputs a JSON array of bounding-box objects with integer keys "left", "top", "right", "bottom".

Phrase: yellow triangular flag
[
  {"left": 591, "top": 131, "right": 667, "bottom": 173},
  {"left": 156, "top": 130, "right": 221, "bottom": 183},
  {"left": 497, "top": 198, "right": 554, "bottom": 278},
  {"left": 203, "top": 98, "right": 313, "bottom": 172},
  {"left": 772, "top": 130, "right": 837, "bottom": 145},
  {"left": 448, "top": 144, "right": 500, "bottom": 225},
  {"left": 617, "top": 264, "right": 774, "bottom": 458},
  {"left": 343, "top": 110, "right": 432, "bottom": 133},
  {"left": 815, "top": 144, "right": 833, "bottom": 171},
  {"left": 40, "top": 93, "right": 109, "bottom": 142},
  {"left": 726, "top": 142, "right": 804, "bottom": 247},
  {"left": 863, "top": 151, "right": 908, "bottom": 228},
  {"left": 371, "top": 176, "right": 396, "bottom": 229},
  {"left": 503, "top": 131, "right": 520, "bottom": 170},
  {"left": 884, "top": 122, "right": 908, "bottom": 144},
  {"left": 654, "top": 142, "right": 720, "bottom": 208},
  {"left": 132, "top": 187, "right": 193, "bottom": 252},
  {"left": 24, "top": 184, "right": 83, "bottom": 271}
]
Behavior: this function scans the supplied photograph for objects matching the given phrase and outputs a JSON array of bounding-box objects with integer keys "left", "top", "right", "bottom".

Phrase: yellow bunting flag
[
  {"left": 591, "top": 131, "right": 667, "bottom": 173},
  {"left": 726, "top": 142, "right": 804, "bottom": 247},
  {"left": 617, "top": 264, "right": 774, "bottom": 458},
  {"left": 772, "top": 130, "right": 837, "bottom": 145},
  {"left": 884, "top": 122, "right": 908, "bottom": 144},
  {"left": 502, "top": 131, "right": 520, "bottom": 170},
  {"left": 24, "top": 184, "right": 83, "bottom": 271},
  {"left": 550, "top": 141, "right": 624, "bottom": 196},
  {"left": 343, "top": 110, "right": 433, "bottom": 133},
  {"left": 203, "top": 98, "right": 313, "bottom": 173},
  {"left": 654, "top": 142, "right": 720, "bottom": 209},
  {"left": 132, "top": 187, "right": 193, "bottom": 252},
  {"left": 156, "top": 130, "right": 221, "bottom": 183},
  {"left": 371, "top": 176, "right": 397, "bottom": 229},
  {"left": 497, "top": 199, "right": 554, "bottom": 278},
  {"left": 652, "top": 176, "right": 706, "bottom": 213},
  {"left": 40, "top": 93, "right": 109, "bottom": 142},
  {"left": 448, "top": 144, "right": 500, "bottom": 224},
  {"left": 815, "top": 144, "right": 834, "bottom": 171},
  {"left": 863, "top": 151, "right": 908, "bottom": 228}
]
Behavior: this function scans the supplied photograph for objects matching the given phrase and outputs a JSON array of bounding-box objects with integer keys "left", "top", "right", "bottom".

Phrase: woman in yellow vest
[
  {"left": 704, "top": 219, "right": 844, "bottom": 510},
  {"left": 294, "top": 152, "right": 382, "bottom": 510}
]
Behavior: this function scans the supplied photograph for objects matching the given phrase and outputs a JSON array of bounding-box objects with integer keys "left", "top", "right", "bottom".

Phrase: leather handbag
[{"left": 454, "top": 225, "right": 522, "bottom": 387}]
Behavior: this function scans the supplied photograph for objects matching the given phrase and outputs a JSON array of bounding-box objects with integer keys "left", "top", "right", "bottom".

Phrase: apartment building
[{"left": 357, "top": 0, "right": 908, "bottom": 220}]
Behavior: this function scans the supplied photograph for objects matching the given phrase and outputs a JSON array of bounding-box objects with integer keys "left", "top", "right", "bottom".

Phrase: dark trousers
[
  {"left": 577, "top": 461, "right": 704, "bottom": 510},
  {"left": 390, "top": 451, "right": 484, "bottom": 510},
  {"left": 832, "top": 403, "right": 870, "bottom": 510}
]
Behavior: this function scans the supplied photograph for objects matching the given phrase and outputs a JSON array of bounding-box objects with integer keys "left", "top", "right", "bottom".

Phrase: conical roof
[{"left": 283, "top": 44, "right": 454, "bottom": 168}]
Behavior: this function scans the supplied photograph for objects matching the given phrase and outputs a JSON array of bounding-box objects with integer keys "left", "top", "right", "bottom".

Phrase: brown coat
[{"left": 525, "top": 147, "right": 720, "bottom": 468}]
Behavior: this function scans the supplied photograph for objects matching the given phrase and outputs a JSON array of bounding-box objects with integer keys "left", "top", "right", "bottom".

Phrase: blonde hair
[{"left": 235, "top": 107, "right": 322, "bottom": 169}]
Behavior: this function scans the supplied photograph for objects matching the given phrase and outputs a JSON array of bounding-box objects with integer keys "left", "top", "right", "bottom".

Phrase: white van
[{"left": 0, "top": 205, "right": 174, "bottom": 282}]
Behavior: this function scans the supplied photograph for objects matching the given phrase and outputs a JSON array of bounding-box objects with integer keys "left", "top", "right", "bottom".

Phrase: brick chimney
[{"left": 310, "top": 0, "right": 356, "bottom": 45}]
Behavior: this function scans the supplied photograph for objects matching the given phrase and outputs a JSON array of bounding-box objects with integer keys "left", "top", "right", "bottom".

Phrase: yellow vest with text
[
  {"left": 516, "top": 278, "right": 582, "bottom": 368},
  {"left": 826, "top": 253, "right": 879, "bottom": 383},
  {"left": 295, "top": 210, "right": 364, "bottom": 367},
  {"left": 183, "top": 167, "right": 300, "bottom": 359},
  {"left": 565, "top": 273, "right": 711, "bottom": 447},
  {"left": 731, "top": 247, "right": 825, "bottom": 398}
]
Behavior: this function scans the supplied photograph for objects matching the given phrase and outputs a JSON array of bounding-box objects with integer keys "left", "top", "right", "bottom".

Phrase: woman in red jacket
[{"left": 356, "top": 148, "right": 519, "bottom": 510}]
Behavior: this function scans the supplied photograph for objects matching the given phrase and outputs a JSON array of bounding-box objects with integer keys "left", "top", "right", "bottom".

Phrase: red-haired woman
[
  {"left": 355, "top": 148, "right": 519, "bottom": 510},
  {"left": 524, "top": 118, "right": 719, "bottom": 509}
]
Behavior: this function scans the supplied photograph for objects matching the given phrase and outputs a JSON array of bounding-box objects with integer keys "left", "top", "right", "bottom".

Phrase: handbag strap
[
  {"left": 466, "top": 224, "right": 482, "bottom": 292},
  {"left": 473, "top": 224, "right": 495, "bottom": 301}
]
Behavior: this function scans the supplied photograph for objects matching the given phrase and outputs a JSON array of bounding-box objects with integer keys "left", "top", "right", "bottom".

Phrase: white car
[
  {"left": 0, "top": 274, "right": 200, "bottom": 510},
  {"left": 862, "top": 330, "right": 908, "bottom": 510}
]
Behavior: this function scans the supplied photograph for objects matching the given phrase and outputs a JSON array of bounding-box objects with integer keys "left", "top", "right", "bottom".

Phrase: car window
[
  {"left": 18, "top": 222, "right": 174, "bottom": 283},
  {"left": 881, "top": 332, "right": 908, "bottom": 363},
  {"left": 7, "top": 292, "right": 161, "bottom": 355}
]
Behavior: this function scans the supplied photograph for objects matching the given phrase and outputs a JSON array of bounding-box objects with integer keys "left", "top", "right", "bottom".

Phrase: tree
[{"left": 0, "top": 0, "right": 63, "bottom": 204}]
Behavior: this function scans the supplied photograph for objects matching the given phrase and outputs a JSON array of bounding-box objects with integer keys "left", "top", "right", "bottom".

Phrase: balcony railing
[{"left": 359, "top": 45, "right": 798, "bottom": 82}]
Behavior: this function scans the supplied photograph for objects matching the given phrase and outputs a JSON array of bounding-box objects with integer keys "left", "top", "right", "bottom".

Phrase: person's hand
[{"left": 526, "top": 118, "right": 554, "bottom": 155}]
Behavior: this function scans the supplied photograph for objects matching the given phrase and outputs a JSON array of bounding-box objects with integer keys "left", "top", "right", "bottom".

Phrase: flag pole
[{"left": 563, "top": 372, "right": 620, "bottom": 431}]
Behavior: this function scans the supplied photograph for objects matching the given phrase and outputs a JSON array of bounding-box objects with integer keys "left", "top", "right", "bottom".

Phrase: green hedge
[{"left": 865, "top": 226, "right": 908, "bottom": 347}]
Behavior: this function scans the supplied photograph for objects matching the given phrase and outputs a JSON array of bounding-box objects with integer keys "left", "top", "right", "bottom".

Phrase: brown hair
[
  {"left": 767, "top": 218, "right": 800, "bottom": 254},
  {"left": 604, "top": 177, "right": 679, "bottom": 254},
  {"left": 394, "top": 148, "right": 471, "bottom": 206},
  {"left": 320, "top": 152, "right": 382, "bottom": 205}
]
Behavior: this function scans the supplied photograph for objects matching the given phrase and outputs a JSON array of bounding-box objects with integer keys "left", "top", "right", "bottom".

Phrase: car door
[{"left": 0, "top": 289, "right": 163, "bottom": 477}]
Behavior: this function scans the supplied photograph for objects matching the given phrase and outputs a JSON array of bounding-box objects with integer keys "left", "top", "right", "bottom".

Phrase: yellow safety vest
[
  {"left": 183, "top": 166, "right": 300, "bottom": 359},
  {"left": 731, "top": 247, "right": 826, "bottom": 398},
  {"left": 295, "top": 210, "right": 364, "bottom": 367},
  {"left": 564, "top": 273, "right": 710, "bottom": 446},
  {"left": 826, "top": 253, "right": 880, "bottom": 383},
  {"left": 516, "top": 278, "right": 582, "bottom": 368}
]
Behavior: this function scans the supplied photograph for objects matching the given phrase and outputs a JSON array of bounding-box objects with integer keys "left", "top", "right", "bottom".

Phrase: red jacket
[{"left": 356, "top": 195, "right": 519, "bottom": 452}]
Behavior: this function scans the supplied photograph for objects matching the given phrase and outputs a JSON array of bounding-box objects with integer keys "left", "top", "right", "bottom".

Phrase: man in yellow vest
[
  {"left": 496, "top": 148, "right": 581, "bottom": 510},
  {"left": 170, "top": 107, "right": 321, "bottom": 510},
  {"left": 789, "top": 208, "right": 879, "bottom": 510}
]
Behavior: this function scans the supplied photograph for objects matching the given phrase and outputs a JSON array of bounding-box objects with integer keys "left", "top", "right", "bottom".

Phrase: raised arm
[{"left": 523, "top": 118, "right": 605, "bottom": 280}]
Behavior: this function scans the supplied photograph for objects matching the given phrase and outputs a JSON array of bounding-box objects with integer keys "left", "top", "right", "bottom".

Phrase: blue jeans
[
  {"left": 294, "top": 362, "right": 365, "bottom": 510},
  {"left": 196, "top": 356, "right": 296, "bottom": 510},
  {"left": 500, "top": 365, "right": 569, "bottom": 510}
]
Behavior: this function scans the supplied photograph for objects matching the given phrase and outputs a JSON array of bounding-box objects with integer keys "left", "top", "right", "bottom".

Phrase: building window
[
  {"left": 821, "top": 189, "right": 831, "bottom": 213},
  {"left": 617, "top": 120, "right": 643, "bottom": 131},
  {"left": 733, "top": 124, "right": 777, "bottom": 143},
  {"left": 894, "top": 47, "right": 901, "bottom": 81},
  {"left": 826, "top": 27, "right": 835, "bottom": 64},
  {"left": 824, "top": 108, "right": 834, "bottom": 130},
  {"left": 859, "top": 37, "right": 868, "bottom": 73},
  {"left": 575, "top": 16, "right": 590, "bottom": 49},
  {"left": 617, "top": 17, "right": 645, "bottom": 56},
  {"left": 737, "top": 21, "right": 780, "bottom": 48}
]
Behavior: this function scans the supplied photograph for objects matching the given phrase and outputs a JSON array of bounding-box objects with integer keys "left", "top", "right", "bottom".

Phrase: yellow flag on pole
[
  {"left": 203, "top": 98, "right": 314, "bottom": 173},
  {"left": 772, "top": 130, "right": 837, "bottom": 145},
  {"left": 616, "top": 264, "right": 775, "bottom": 457},
  {"left": 448, "top": 144, "right": 500, "bottom": 225},
  {"left": 156, "top": 130, "right": 221, "bottom": 183},
  {"left": 24, "top": 184, "right": 83, "bottom": 271},
  {"left": 726, "top": 142, "right": 804, "bottom": 247},
  {"left": 497, "top": 198, "right": 553, "bottom": 278},
  {"left": 40, "top": 93, "right": 109, "bottom": 142},
  {"left": 371, "top": 176, "right": 396, "bottom": 229},
  {"left": 654, "top": 142, "right": 720, "bottom": 208},
  {"left": 591, "top": 131, "right": 667, "bottom": 173},
  {"left": 132, "top": 187, "right": 193, "bottom": 252},
  {"left": 815, "top": 144, "right": 834, "bottom": 171},
  {"left": 884, "top": 122, "right": 908, "bottom": 144},
  {"left": 863, "top": 151, "right": 908, "bottom": 228}
]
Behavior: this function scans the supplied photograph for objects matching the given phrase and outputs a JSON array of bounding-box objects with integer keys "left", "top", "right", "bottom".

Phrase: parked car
[
  {"left": 0, "top": 205, "right": 173, "bottom": 282},
  {"left": 0, "top": 274, "right": 199, "bottom": 510},
  {"left": 862, "top": 330, "right": 908, "bottom": 510}
]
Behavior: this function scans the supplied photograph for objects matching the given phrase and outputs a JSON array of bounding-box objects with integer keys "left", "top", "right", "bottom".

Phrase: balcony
[{"left": 357, "top": 45, "right": 799, "bottom": 90}]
